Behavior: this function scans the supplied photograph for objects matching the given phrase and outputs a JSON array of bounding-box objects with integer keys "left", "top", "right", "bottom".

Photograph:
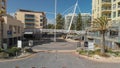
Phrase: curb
[
  {"left": 0, "top": 53, "right": 36, "bottom": 62},
  {"left": 74, "top": 52, "right": 120, "bottom": 63}
]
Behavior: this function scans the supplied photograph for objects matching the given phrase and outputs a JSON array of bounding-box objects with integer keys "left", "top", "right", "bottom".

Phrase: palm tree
[
  {"left": 0, "top": 10, "right": 5, "bottom": 48},
  {"left": 91, "top": 16, "right": 112, "bottom": 54}
]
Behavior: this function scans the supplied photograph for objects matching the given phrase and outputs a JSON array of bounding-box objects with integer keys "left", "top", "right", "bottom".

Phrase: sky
[{"left": 7, "top": 0, "right": 92, "bottom": 23}]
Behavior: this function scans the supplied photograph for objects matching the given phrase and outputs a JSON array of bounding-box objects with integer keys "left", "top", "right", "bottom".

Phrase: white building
[{"left": 64, "top": 13, "right": 78, "bottom": 30}]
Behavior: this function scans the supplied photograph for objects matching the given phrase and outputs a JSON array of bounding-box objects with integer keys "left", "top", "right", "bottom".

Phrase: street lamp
[{"left": 54, "top": 0, "right": 57, "bottom": 42}]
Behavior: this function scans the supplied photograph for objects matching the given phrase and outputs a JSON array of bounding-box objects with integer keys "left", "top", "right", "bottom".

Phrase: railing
[
  {"left": 102, "top": 8, "right": 111, "bottom": 11},
  {"left": 102, "top": 0, "right": 111, "bottom": 3},
  {"left": 24, "top": 29, "right": 86, "bottom": 34}
]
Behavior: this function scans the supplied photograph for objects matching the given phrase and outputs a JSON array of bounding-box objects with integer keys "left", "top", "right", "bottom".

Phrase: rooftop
[{"left": 18, "top": 9, "right": 45, "bottom": 14}]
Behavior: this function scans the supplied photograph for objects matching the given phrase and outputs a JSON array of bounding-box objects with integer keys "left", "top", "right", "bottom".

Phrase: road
[{"left": 0, "top": 38, "right": 120, "bottom": 68}]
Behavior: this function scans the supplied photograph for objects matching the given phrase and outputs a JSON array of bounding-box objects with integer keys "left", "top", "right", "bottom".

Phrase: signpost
[
  {"left": 88, "top": 42, "right": 94, "bottom": 51},
  {"left": 29, "top": 40, "right": 33, "bottom": 47},
  {"left": 17, "top": 40, "right": 22, "bottom": 48}
]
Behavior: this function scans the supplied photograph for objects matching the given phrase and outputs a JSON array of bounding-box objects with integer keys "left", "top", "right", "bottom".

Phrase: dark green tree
[
  {"left": 56, "top": 13, "right": 64, "bottom": 29},
  {"left": 76, "top": 13, "right": 82, "bottom": 30},
  {"left": 71, "top": 23, "right": 75, "bottom": 30},
  {"left": 47, "top": 24, "right": 55, "bottom": 29}
]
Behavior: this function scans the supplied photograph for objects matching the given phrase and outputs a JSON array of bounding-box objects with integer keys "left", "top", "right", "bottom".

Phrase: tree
[
  {"left": 76, "top": 13, "right": 82, "bottom": 30},
  {"left": 92, "top": 16, "right": 112, "bottom": 54},
  {"left": 0, "top": 9, "right": 5, "bottom": 48},
  {"left": 71, "top": 23, "right": 75, "bottom": 30},
  {"left": 47, "top": 24, "right": 55, "bottom": 29},
  {"left": 56, "top": 13, "right": 64, "bottom": 29}
]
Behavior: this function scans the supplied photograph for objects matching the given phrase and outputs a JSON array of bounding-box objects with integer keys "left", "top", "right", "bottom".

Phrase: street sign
[
  {"left": 17, "top": 40, "right": 22, "bottom": 48},
  {"left": 3, "top": 43, "right": 7, "bottom": 50},
  {"left": 29, "top": 40, "right": 33, "bottom": 47},
  {"left": 88, "top": 42, "right": 94, "bottom": 51}
]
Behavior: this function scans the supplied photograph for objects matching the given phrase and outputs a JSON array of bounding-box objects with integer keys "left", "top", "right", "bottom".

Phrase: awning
[{"left": 24, "top": 32, "right": 33, "bottom": 34}]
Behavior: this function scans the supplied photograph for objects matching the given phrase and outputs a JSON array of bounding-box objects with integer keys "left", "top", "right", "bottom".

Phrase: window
[
  {"left": 40, "top": 16, "right": 44, "bottom": 19},
  {"left": 113, "top": 0, "right": 116, "bottom": 2},
  {"left": 40, "top": 23, "right": 43, "bottom": 26},
  {"left": 40, "top": 19, "right": 43, "bottom": 22},
  {"left": 113, "top": 12, "right": 116, "bottom": 18},
  {"left": 113, "top": 4, "right": 116, "bottom": 9},
  {"left": 25, "top": 14, "right": 35, "bottom": 19},
  {"left": 25, "top": 19, "right": 35, "bottom": 23}
]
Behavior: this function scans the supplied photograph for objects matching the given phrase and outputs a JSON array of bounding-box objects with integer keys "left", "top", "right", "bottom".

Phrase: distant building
[
  {"left": 15, "top": 9, "right": 47, "bottom": 29},
  {"left": 64, "top": 13, "right": 77, "bottom": 30},
  {"left": 81, "top": 13, "right": 91, "bottom": 30},
  {"left": 64, "top": 13, "right": 91, "bottom": 30},
  {"left": 2, "top": 14, "right": 24, "bottom": 48}
]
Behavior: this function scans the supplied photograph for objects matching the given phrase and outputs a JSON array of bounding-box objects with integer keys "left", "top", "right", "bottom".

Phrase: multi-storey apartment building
[
  {"left": 2, "top": 15, "right": 24, "bottom": 48},
  {"left": 92, "top": 0, "right": 111, "bottom": 21},
  {"left": 90, "top": 0, "right": 120, "bottom": 49},
  {"left": 15, "top": 9, "right": 47, "bottom": 29}
]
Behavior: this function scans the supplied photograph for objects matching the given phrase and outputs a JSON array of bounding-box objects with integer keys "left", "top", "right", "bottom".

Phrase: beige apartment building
[
  {"left": 92, "top": 0, "right": 112, "bottom": 21},
  {"left": 15, "top": 9, "right": 47, "bottom": 29},
  {"left": 90, "top": 0, "right": 120, "bottom": 49},
  {"left": 1, "top": 14, "right": 24, "bottom": 48},
  {"left": 92, "top": 0, "right": 120, "bottom": 23}
]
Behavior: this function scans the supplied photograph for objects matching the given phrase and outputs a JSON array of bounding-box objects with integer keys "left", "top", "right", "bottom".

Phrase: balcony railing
[
  {"left": 102, "top": 8, "right": 111, "bottom": 11},
  {"left": 102, "top": 0, "right": 111, "bottom": 3}
]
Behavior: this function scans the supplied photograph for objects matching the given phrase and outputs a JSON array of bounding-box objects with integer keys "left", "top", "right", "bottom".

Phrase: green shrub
[
  {"left": 99, "top": 53, "right": 110, "bottom": 57},
  {"left": 0, "top": 48, "right": 3, "bottom": 52},
  {"left": 0, "top": 52, "right": 9, "bottom": 58},
  {"left": 24, "top": 47, "right": 33, "bottom": 53},
  {"left": 7, "top": 47, "right": 21, "bottom": 56},
  {"left": 88, "top": 50, "right": 95, "bottom": 55},
  {"left": 94, "top": 49, "right": 101, "bottom": 55},
  {"left": 79, "top": 50, "right": 89, "bottom": 56}
]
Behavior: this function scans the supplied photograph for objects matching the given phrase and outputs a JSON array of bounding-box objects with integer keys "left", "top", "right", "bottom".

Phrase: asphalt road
[{"left": 0, "top": 38, "right": 120, "bottom": 68}]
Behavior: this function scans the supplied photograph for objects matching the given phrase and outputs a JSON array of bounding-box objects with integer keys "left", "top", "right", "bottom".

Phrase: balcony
[
  {"left": 102, "top": 8, "right": 111, "bottom": 13},
  {"left": 102, "top": 0, "right": 111, "bottom": 6},
  {"left": 25, "top": 19, "right": 35, "bottom": 23},
  {"left": 25, "top": 14, "right": 35, "bottom": 19}
]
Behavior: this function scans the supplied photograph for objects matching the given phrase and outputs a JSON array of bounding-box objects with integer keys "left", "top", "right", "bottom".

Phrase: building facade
[
  {"left": 2, "top": 14, "right": 24, "bottom": 48},
  {"left": 81, "top": 13, "right": 91, "bottom": 30},
  {"left": 15, "top": 9, "right": 47, "bottom": 29},
  {"left": 90, "top": 0, "right": 120, "bottom": 49}
]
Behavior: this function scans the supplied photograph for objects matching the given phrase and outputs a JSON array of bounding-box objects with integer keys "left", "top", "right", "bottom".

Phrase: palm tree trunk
[{"left": 101, "top": 31, "right": 105, "bottom": 54}]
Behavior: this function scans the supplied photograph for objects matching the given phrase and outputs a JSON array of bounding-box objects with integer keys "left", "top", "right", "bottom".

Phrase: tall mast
[{"left": 66, "top": 1, "right": 78, "bottom": 39}]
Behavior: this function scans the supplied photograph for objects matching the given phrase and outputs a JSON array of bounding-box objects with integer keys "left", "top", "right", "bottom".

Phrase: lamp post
[{"left": 54, "top": 0, "right": 57, "bottom": 42}]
